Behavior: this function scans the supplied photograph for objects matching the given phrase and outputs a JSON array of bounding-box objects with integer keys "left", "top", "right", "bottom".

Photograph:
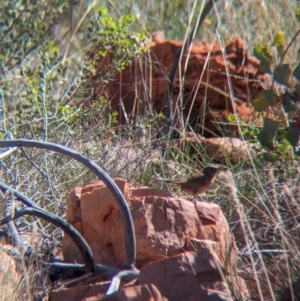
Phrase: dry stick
[
  {"left": 4, "top": 10, "right": 65, "bottom": 72},
  {"left": 106, "top": 269, "right": 140, "bottom": 296},
  {"left": 0, "top": 182, "right": 58, "bottom": 242},
  {"left": 47, "top": 261, "right": 120, "bottom": 277},
  {"left": 0, "top": 131, "right": 21, "bottom": 249},
  {"left": 1, "top": 244, "right": 137, "bottom": 289},
  {"left": 0, "top": 207, "right": 95, "bottom": 272},
  {"left": 162, "top": 0, "right": 219, "bottom": 142},
  {"left": 0, "top": 183, "right": 56, "bottom": 238},
  {"left": 63, "top": 266, "right": 139, "bottom": 290},
  {"left": 0, "top": 183, "right": 40, "bottom": 208},
  {"left": 0, "top": 147, "right": 17, "bottom": 159},
  {"left": 0, "top": 193, "right": 139, "bottom": 291},
  {"left": 0, "top": 139, "right": 136, "bottom": 269},
  {"left": 0, "top": 190, "right": 22, "bottom": 249}
]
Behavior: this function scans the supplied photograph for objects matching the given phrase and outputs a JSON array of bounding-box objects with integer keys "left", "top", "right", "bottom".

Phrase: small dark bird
[{"left": 153, "top": 166, "right": 227, "bottom": 200}]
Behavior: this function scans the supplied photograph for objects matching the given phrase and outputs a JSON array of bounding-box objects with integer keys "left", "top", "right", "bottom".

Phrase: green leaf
[
  {"left": 252, "top": 90, "right": 279, "bottom": 112},
  {"left": 252, "top": 96, "right": 269, "bottom": 112},
  {"left": 122, "top": 15, "right": 134, "bottom": 24},
  {"left": 120, "top": 61, "right": 126, "bottom": 70},
  {"left": 295, "top": 83, "right": 300, "bottom": 95},
  {"left": 49, "top": 41, "right": 58, "bottom": 54},
  {"left": 253, "top": 44, "right": 272, "bottom": 61},
  {"left": 227, "top": 114, "right": 235, "bottom": 122},
  {"left": 278, "top": 143, "right": 291, "bottom": 153},
  {"left": 273, "top": 63, "right": 291, "bottom": 86},
  {"left": 285, "top": 128, "right": 300, "bottom": 147},
  {"left": 298, "top": 47, "right": 300, "bottom": 59},
  {"left": 257, "top": 129, "right": 276, "bottom": 150},
  {"left": 257, "top": 118, "right": 280, "bottom": 150},
  {"left": 253, "top": 44, "right": 272, "bottom": 73},
  {"left": 31, "top": 88, "right": 38, "bottom": 95},
  {"left": 259, "top": 60, "right": 272, "bottom": 73},
  {"left": 98, "top": 49, "right": 107, "bottom": 57},
  {"left": 272, "top": 31, "right": 285, "bottom": 47},
  {"left": 296, "top": 9, "right": 300, "bottom": 23},
  {"left": 98, "top": 7, "right": 107, "bottom": 17},
  {"left": 263, "top": 151, "right": 278, "bottom": 162},
  {"left": 261, "top": 90, "right": 280, "bottom": 106},
  {"left": 263, "top": 117, "right": 280, "bottom": 133},
  {"left": 292, "top": 62, "right": 300, "bottom": 81},
  {"left": 283, "top": 95, "right": 297, "bottom": 112}
]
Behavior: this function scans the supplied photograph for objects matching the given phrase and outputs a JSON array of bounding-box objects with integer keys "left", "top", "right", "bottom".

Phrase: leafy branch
[{"left": 252, "top": 26, "right": 300, "bottom": 161}]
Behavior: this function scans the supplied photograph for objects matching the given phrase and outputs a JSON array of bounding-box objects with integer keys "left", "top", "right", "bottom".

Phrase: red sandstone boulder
[
  {"left": 50, "top": 282, "right": 167, "bottom": 301},
  {"left": 180, "top": 132, "right": 252, "bottom": 164},
  {"left": 62, "top": 179, "right": 130, "bottom": 267},
  {"left": 49, "top": 281, "right": 110, "bottom": 301},
  {"left": 130, "top": 187, "right": 238, "bottom": 270},
  {"left": 89, "top": 38, "right": 268, "bottom": 136},
  {"left": 279, "top": 277, "right": 300, "bottom": 301},
  {"left": 63, "top": 179, "right": 238, "bottom": 270},
  {"left": 138, "top": 250, "right": 233, "bottom": 301},
  {"left": 61, "top": 178, "right": 248, "bottom": 300},
  {"left": 0, "top": 246, "right": 23, "bottom": 300}
]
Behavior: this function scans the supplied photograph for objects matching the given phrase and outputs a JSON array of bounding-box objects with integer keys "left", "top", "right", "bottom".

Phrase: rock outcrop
[
  {"left": 90, "top": 38, "right": 268, "bottom": 137},
  {"left": 0, "top": 247, "right": 23, "bottom": 300},
  {"left": 179, "top": 132, "right": 252, "bottom": 164},
  {"left": 57, "top": 178, "right": 248, "bottom": 301}
]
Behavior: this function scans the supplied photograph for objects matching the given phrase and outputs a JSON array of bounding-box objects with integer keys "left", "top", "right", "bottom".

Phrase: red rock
[
  {"left": 101, "top": 283, "right": 168, "bottom": 301},
  {"left": 66, "top": 186, "right": 82, "bottom": 223},
  {"left": 181, "top": 133, "right": 252, "bottom": 164},
  {"left": 63, "top": 179, "right": 239, "bottom": 268},
  {"left": 131, "top": 194, "right": 237, "bottom": 269},
  {"left": 49, "top": 280, "right": 110, "bottom": 301},
  {"left": 87, "top": 38, "right": 268, "bottom": 136},
  {"left": 62, "top": 179, "right": 249, "bottom": 300},
  {"left": 0, "top": 246, "right": 23, "bottom": 300},
  {"left": 62, "top": 179, "right": 130, "bottom": 267},
  {"left": 49, "top": 280, "right": 167, "bottom": 301},
  {"left": 279, "top": 277, "right": 300, "bottom": 301},
  {"left": 138, "top": 250, "right": 234, "bottom": 301}
]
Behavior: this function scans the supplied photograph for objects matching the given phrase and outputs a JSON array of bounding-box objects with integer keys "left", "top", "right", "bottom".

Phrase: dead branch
[
  {"left": 0, "top": 207, "right": 95, "bottom": 272},
  {"left": 0, "top": 182, "right": 60, "bottom": 245},
  {"left": 0, "top": 139, "right": 136, "bottom": 269},
  {"left": 0, "top": 182, "right": 39, "bottom": 208},
  {"left": 0, "top": 189, "right": 22, "bottom": 249}
]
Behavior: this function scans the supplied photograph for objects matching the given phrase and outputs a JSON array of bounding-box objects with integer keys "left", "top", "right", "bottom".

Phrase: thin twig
[
  {"left": 0, "top": 139, "right": 136, "bottom": 269},
  {"left": 0, "top": 207, "right": 95, "bottom": 272},
  {"left": 163, "top": 0, "right": 219, "bottom": 140}
]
